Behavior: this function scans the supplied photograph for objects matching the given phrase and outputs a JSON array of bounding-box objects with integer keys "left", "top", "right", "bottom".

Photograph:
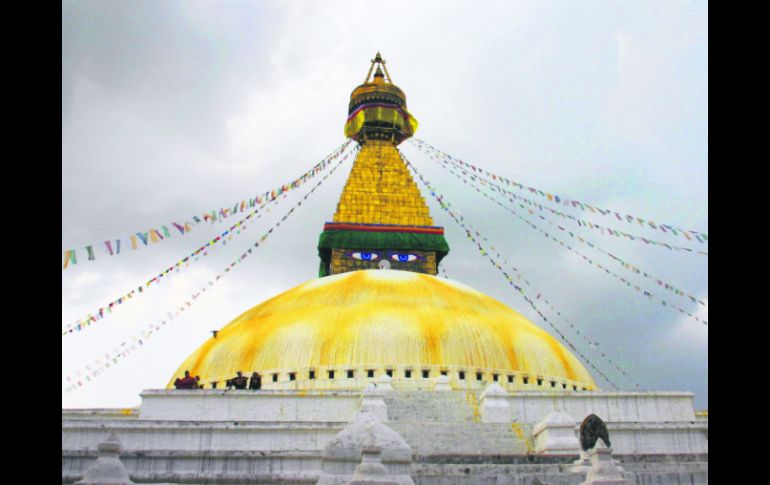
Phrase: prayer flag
[{"left": 63, "top": 250, "right": 77, "bottom": 269}]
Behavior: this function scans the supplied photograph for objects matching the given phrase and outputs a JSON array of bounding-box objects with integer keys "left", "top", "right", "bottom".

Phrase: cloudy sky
[{"left": 62, "top": 1, "right": 708, "bottom": 409}]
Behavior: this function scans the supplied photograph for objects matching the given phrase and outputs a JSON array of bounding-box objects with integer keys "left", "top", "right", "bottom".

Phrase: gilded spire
[
  {"left": 332, "top": 140, "right": 434, "bottom": 227},
  {"left": 319, "top": 55, "right": 448, "bottom": 277}
]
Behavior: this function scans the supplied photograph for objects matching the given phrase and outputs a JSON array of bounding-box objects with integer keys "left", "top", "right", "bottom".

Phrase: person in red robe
[{"left": 174, "top": 370, "right": 197, "bottom": 389}]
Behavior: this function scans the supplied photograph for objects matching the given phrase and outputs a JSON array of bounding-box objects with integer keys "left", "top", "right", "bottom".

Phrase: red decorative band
[{"left": 324, "top": 222, "right": 444, "bottom": 235}]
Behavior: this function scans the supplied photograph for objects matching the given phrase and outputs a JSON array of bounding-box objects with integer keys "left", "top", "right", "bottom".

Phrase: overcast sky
[{"left": 62, "top": 0, "right": 708, "bottom": 409}]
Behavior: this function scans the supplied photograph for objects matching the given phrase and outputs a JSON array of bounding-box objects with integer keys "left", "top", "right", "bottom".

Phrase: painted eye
[
  {"left": 351, "top": 252, "right": 378, "bottom": 261},
  {"left": 391, "top": 253, "right": 418, "bottom": 262}
]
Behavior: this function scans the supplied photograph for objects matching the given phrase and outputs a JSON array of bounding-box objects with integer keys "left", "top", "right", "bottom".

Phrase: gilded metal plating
[{"left": 168, "top": 270, "right": 597, "bottom": 391}]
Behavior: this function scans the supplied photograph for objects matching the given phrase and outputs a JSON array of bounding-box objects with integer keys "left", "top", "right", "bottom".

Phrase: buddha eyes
[
  {"left": 346, "top": 251, "right": 422, "bottom": 263},
  {"left": 351, "top": 252, "right": 378, "bottom": 261}
]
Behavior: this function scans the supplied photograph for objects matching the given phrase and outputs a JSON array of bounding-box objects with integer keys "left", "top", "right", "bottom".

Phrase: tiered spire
[
  {"left": 318, "top": 54, "right": 448, "bottom": 277},
  {"left": 333, "top": 141, "right": 433, "bottom": 226}
]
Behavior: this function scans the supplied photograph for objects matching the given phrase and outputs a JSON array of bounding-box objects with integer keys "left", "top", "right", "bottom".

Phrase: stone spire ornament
[
  {"left": 580, "top": 440, "right": 629, "bottom": 485},
  {"left": 575, "top": 414, "right": 628, "bottom": 485},
  {"left": 75, "top": 432, "right": 135, "bottom": 485},
  {"left": 316, "top": 409, "right": 414, "bottom": 485},
  {"left": 347, "top": 446, "right": 400, "bottom": 485}
]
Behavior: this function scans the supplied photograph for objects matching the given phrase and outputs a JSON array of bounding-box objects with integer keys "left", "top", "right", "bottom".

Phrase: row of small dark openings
[{"left": 266, "top": 369, "right": 584, "bottom": 390}]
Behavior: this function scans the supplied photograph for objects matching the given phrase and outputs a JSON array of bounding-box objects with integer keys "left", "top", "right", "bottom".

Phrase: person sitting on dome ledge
[
  {"left": 248, "top": 372, "right": 262, "bottom": 390},
  {"left": 174, "top": 370, "right": 198, "bottom": 389},
  {"left": 227, "top": 371, "right": 248, "bottom": 389}
]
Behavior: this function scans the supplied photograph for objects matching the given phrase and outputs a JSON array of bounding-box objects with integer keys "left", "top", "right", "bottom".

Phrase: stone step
[{"left": 388, "top": 422, "right": 533, "bottom": 455}]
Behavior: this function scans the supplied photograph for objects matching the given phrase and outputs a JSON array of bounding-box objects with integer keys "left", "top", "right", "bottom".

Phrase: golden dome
[{"left": 168, "top": 270, "right": 597, "bottom": 391}]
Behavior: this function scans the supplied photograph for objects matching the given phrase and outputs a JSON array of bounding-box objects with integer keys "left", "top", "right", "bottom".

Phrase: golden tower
[{"left": 318, "top": 53, "right": 449, "bottom": 276}]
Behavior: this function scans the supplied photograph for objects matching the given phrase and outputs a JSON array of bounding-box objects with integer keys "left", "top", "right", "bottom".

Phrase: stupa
[{"left": 62, "top": 54, "right": 708, "bottom": 485}]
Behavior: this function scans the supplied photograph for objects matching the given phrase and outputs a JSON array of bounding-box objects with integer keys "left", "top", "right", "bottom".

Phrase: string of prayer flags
[
  {"left": 62, "top": 143, "right": 357, "bottom": 337},
  {"left": 472, "top": 231, "right": 635, "bottom": 385},
  {"left": 403, "top": 154, "right": 622, "bottom": 390},
  {"left": 430, "top": 152, "right": 707, "bottom": 308},
  {"left": 410, "top": 138, "right": 708, "bottom": 244},
  {"left": 427, "top": 153, "right": 707, "bottom": 325},
  {"left": 62, "top": 140, "right": 352, "bottom": 270},
  {"left": 421, "top": 148, "right": 707, "bottom": 256},
  {"left": 64, "top": 144, "right": 358, "bottom": 392},
  {"left": 62, "top": 196, "right": 275, "bottom": 336},
  {"left": 64, "top": 307, "right": 189, "bottom": 393}
]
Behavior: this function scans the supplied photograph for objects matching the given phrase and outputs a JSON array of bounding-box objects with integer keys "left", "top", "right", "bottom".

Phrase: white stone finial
[
  {"left": 350, "top": 446, "right": 390, "bottom": 480},
  {"left": 480, "top": 382, "right": 508, "bottom": 399},
  {"left": 75, "top": 432, "right": 134, "bottom": 485},
  {"left": 571, "top": 449, "right": 592, "bottom": 474},
  {"left": 363, "top": 381, "right": 385, "bottom": 397},
  {"left": 376, "top": 374, "right": 394, "bottom": 391},
  {"left": 433, "top": 375, "right": 451, "bottom": 391},
  {"left": 479, "top": 383, "right": 511, "bottom": 423},
  {"left": 538, "top": 410, "right": 576, "bottom": 428},
  {"left": 360, "top": 385, "right": 388, "bottom": 422},
  {"left": 580, "top": 440, "right": 628, "bottom": 485},
  {"left": 317, "top": 412, "right": 414, "bottom": 485},
  {"left": 533, "top": 410, "right": 579, "bottom": 455},
  {"left": 97, "top": 432, "right": 123, "bottom": 455}
]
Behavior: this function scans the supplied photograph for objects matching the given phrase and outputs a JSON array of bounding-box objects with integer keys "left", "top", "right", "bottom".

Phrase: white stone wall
[
  {"left": 62, "top": 420, "right": 344, "bottom": 452},
  {"left": 503, "top": 391, "right": 698, "bottom": 424},
  {"left": 134, "top": 390, "right": 698, "bottom": 425},
  {"left": 138, "top": 389, "right": 361, "bottom": 422},
  {"left": 604, "top": 422, "right": 708, "bottom": 454}
]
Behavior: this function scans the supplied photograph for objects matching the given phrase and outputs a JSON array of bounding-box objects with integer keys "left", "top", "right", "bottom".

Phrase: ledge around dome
[{"left": 185, "top": 363, "right": 595, "bottom": 393}]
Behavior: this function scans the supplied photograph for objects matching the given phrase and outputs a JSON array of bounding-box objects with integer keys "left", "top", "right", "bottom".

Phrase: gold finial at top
[
  {"left": 373, "top": 66, "right": 384, "bottom": 83},
  {"left": 364, "top": 51, "right": 393, "bottom": 84}
]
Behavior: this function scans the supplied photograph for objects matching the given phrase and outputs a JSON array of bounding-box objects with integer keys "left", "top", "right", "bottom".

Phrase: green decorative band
[{"left": 317, "top": 229, "right": 449, "bottom": 277}]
